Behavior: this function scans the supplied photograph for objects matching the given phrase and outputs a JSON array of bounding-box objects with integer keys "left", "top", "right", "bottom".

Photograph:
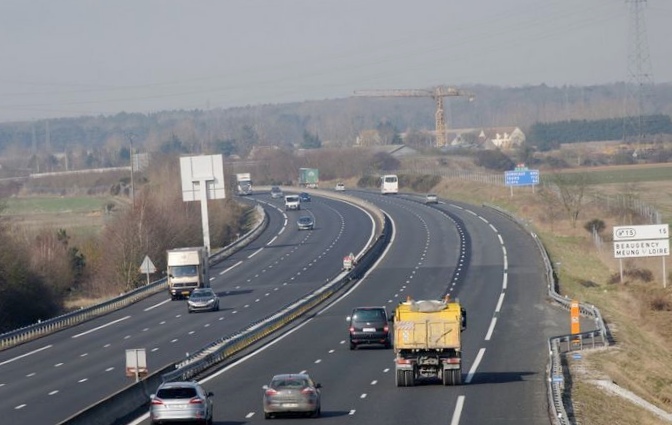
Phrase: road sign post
[
  {"left": 139, "top": 255, "right": 157, "bottom": 286},
  {"left": 504, "top": 167, "right": 540, "bottom": 197},
  {"left": 613, "top": 224, "right": 670, "bottom": 287}
]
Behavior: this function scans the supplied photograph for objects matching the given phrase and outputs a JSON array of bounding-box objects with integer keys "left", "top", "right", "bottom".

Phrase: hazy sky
[{"left": 1, "top": 0, "right": 670, "bottom": 123}]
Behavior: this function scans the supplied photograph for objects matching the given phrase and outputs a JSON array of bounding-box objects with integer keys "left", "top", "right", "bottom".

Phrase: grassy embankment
[{"left": 430, "top": 163, "right": 672, "bottom": 425}]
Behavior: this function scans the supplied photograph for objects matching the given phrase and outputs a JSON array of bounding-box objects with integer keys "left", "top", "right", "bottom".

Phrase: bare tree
[
  {"left": 537, "top": 186, "right": 565, "bottom": 232},
  {"left": 546, "top": 172, "right": 594, "bottom": 228}
]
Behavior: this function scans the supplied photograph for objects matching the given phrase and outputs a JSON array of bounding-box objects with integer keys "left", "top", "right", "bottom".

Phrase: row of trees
[
  {"left": 528, "top": 115, "right": 672, "bottom": 151},
  {"left": 3, "top": 83, "right": 672, "bottom": 176},
  {"left": 0, "top": 154, "right": 249, "bottom": 332}
]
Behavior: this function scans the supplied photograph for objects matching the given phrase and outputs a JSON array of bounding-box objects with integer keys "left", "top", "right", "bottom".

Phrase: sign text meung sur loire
[{"left": 612, "top": 224, "right": 669, "bottom": 259}]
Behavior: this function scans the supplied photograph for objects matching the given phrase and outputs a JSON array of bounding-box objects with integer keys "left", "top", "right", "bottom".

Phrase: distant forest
[{"left": 0, "top": 82, "right": 671, "bottom": 173}]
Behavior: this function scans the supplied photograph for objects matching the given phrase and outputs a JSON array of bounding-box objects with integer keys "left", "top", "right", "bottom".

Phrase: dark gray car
[
  {"left": 187, "top": 288, "right": 219, "bottom": 313},
  {"left": 262, "top": 373, "right": 321, "bottom": 419},
  {"left": 347, "top": 306, "right": 391, "bottom": 349},
  {"left": 149, "top": 381, "right": 214, "bottom": 425}
]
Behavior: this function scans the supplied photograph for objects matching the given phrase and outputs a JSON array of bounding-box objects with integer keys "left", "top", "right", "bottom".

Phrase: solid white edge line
[
  {"left": 248, "top": 248, "right": 263, "bottom": 259},
  {"left": 71, "top": 316, "right": 131, "bottom": 338},
  {"left": 0, "top": 344, "right": 52, "bottom": 367},
  {"left": 485, "top": 317, "right": 497, "bottom": 341},
  {"left": 220, "top": 260, "right": 242, "bottom": 275},
  {"left": 502, "top": 272, "right": 508, "bottom": 290},
  {"left": 465, "top": 348, "right": 485, "bottom": 384},
  {"left": 450, "top": 395, "right": 466, "bottom": 425},
  {"left": 144, "top": 298, "right": 171, "bottom": 311}
]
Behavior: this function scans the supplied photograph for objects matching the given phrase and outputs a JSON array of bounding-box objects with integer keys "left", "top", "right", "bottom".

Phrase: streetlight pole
[{"left": 127, "top": 133, "right": 135, "bottom": 207}]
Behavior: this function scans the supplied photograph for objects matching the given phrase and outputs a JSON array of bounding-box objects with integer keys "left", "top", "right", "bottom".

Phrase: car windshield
[
  {"left": 299, "top": 217, "right": 312, "bottom": 223},
  {"left": 191, "top": 290, "right": 212, "bottom": 298}
]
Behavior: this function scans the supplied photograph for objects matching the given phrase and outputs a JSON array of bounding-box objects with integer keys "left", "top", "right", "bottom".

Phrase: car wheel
[
  {"left": 264, "top": 412, "right": 272, "bottom": 419},
  {"left": 188, "top": 309, "right": 193, "bottom": 314},
  {"left": 312, "top": 407, "right": 321, "bottom": 418},
  {"left": 349, "top": 342, "right": 356, "bottom": 350}
]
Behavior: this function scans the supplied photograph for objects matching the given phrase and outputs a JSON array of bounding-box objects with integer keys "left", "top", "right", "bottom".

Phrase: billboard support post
[{"left": 179, "top": 155, "right": 226, "bottom": 254}]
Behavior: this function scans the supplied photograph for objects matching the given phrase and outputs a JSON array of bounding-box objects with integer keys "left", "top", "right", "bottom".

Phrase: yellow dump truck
[{"left": 393, "top": 296, "right": 466, "bottom": 386}]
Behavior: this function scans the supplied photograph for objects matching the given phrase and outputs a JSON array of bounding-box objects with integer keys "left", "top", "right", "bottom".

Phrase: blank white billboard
[{"left": 179, "top": 155, "right": 226, "bottom": 202}]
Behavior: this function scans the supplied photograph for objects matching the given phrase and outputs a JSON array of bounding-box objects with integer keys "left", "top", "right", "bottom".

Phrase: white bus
[{"left": 380, "top": 174, "right": 399, "bottom": 194}]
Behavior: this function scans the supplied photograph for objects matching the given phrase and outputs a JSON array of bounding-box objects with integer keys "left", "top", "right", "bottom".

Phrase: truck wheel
[
  {"left": 395, "top": 370, "right": 405, "bottom": 387},
  {"left": 442, "top": 370, "right": 451, "bottom": 386},
  {"left": 404, "top": 370, "right": 414, "bottom": 386},
  {"left": 452, "top": 370, "right": 462, "bottom": 385}
]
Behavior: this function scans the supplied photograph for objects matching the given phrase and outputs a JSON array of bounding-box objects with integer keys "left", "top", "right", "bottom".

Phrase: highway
[
  {"left": 132, "top": 190, "right": 575, "bottom": 424},
  {"left": 0, "top": 192, "right": 377, "bottom": 424}
]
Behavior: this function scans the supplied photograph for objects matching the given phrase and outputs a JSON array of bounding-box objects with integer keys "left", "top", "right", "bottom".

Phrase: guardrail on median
[
  {"left": 484, "top": 204, "right": 608, "bottom": 425},
  {"left": 0, "top": 204, "right": 268, "bottom": 351},
  {"left": 59, "top": 211, "right": 391, "bottom": 425},
  {"left": 161, "top": 212, "right": 391, "bottom": 382}
]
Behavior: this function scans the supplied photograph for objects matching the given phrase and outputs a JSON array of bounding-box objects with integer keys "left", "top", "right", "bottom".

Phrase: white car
[
  {"left": 425, "top": 193, "right": 438, "bottom": 204},
  {"left": 335, "top": 182, "right": 345, "bottom": 192}
]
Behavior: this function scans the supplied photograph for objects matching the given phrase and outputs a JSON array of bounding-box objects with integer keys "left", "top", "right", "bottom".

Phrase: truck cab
[{"left": 284, "top": 194, "right": 301, "bottom": 210}]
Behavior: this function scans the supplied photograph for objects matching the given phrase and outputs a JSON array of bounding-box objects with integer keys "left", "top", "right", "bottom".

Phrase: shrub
[{"left": 584, "top": 219, "right": 606, "bottom": 235}]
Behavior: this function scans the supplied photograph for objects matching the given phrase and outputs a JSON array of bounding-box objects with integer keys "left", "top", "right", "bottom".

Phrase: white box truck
[
  {"left": 284, "top": 194, "right": 301, "bottom": 210},
  {"left": 166, "top": 247, "right": 210, "bottom": 300},
  {"left": 235, "top": 173, "right": 253, "bottom": 195}
]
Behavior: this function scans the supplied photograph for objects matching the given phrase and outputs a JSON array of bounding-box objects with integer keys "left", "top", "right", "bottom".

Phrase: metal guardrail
[
  {"left": 484, "top": 204, "right": 608, "bottom": 425},
  {"left": 160, "top": 213, "right": 391, "bottom": 382},
  {"left": 59, "top": 206, "right": 391, "bottom": 425},
  {"left": 0, "top": 204, "right": 268, "bottom": 351}
]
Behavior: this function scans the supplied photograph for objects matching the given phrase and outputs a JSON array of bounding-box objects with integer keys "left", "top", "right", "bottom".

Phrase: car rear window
[
  {"left": 271, "top": 378, "right": 308, "bottom": 389},
  {"left": 353, "top": 309, "right": 385, "bottom": 322},
  {"left": 157, "top": 387, "right": 198, "bottom": 399}
]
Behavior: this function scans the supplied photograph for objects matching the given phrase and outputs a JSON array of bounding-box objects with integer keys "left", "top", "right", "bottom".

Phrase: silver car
[
  {"left": 149, "top": 381, "right": 214, "bottom": 425},
  {"left": 187, "top": 288, "right": 219, "bottom": 313},
  {"left": 262, "top": 373, "right": 322, "bottom": 419},
  {"left": 297, "top": 216, "right": 314, "bottom": 230},
  {"left": 270, "top": 186, "right": 283, "bottom": 199}
]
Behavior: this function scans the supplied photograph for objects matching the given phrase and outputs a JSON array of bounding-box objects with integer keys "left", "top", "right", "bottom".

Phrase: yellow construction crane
[{"left": 354, "top": 85, "right": 474, "bottom": 148}]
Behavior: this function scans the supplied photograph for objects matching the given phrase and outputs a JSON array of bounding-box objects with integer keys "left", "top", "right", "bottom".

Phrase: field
[{"left": 2, "top": 196, "right": 123, "bottom": 235}]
